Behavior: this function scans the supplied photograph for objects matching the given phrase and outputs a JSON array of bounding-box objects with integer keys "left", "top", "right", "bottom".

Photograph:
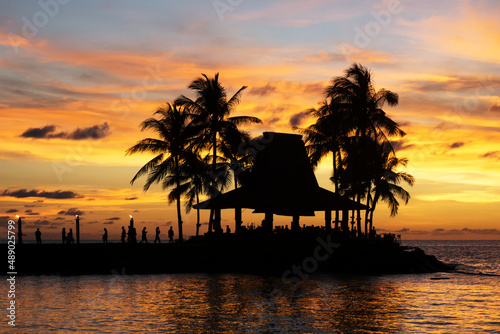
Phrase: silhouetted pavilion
[{"left": 195, "top": 132, "right": 366, "bottom": 232}]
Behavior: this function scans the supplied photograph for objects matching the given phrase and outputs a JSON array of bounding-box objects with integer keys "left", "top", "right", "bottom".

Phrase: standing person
[
  {"left": 168, "top": 226, "right": 174, "bottom": 243},
  {"left": 62, "top": 228, "right": 66, "bottom": 244},
  {"left": 35, "top": 228, "right": 42, "bottom": 244},
  {"left": 67, "top": 228, "right": 74, "bottom": 244},
  {"left": 121, "top": 226, "right": 126, "bottom": 243},
  {"left": 102, "top": 228, "right": 108, "bottom": 244},
  {"left": 141, "top": 227, "right": 148, "bottom": 243},
  {"left": 154, "top": 226, "right": 161, "bottom": 244}
]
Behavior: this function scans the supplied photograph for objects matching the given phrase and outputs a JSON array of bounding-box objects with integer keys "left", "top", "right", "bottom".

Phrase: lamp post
[
  {"left": 128, "top": 215, "right": 136, "bottom": 243},
  {"left": 16, "top": 215, "right": 23, "bottom": 245},
  {"left": 76, "top": 215, "right": 80, "bottom": 244}
]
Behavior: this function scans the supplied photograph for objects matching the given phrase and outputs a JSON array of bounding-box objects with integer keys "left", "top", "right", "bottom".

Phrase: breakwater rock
[{"left": 7, "top": 236, "right": 453, "bottom": 276}]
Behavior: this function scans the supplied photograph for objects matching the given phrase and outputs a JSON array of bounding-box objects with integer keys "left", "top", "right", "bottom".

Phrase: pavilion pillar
[
  {"left": 341, "top": 209, "right": 349, "bottom": 232},
  {"left": 291, "top": 214, "right": 300, "bottom": 232},
  {"left": 235, "top": 207, "right": 242, "bottom": 233},
  {"left": 214, "top": 209, "right": 222, "bottom": 233},
  {"left": 334, "top": 210, "right": 340, "bottom": 230},
  {"left": 325, "top": 210, "right": 332, "bottom": 231}
]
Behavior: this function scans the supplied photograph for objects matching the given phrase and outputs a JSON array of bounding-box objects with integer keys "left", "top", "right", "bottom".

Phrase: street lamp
[
  {"left": 76, "top": 215, "right": 80, "bottom": 244},
  {"left": 16, "top": 215, "right": 23, "bottom": 245}
]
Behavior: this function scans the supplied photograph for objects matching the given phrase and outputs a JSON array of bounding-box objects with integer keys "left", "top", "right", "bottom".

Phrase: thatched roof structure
[{"left": 194, "top": 132, "right": 365, "bottom": 217}]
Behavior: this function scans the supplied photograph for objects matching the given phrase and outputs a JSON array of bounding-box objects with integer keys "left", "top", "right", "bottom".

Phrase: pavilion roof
[{"left": 194, "top": 132, "right": 366, "bottom": 216}]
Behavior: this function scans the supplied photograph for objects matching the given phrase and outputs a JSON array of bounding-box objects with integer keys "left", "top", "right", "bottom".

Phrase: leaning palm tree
[
  {"left": 367, "top": 142, "right": 415, "bottom": 234},
  {"left": 126, "top": 102, "right": 194, "bottom": 242},
  {"left": 296, "top": 100, "right": 348, "bottom": 229},
  {"left": 174, "top": 152, "right": 232, "bottom": 234},
  {"left": 175, "top": 73, "right": 261, "bottom": 232},
  {"left": 170, "top": 152, "right": 208, "bottom": 237},
  {"left": 218, "top": 126, "right": 253, "bottom": 231}
]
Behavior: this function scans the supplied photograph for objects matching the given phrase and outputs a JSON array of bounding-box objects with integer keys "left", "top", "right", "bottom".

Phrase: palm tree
[
  {"left": 219, "top": 126, "right": 253, "bottom": 231},
  {"left": 171, "top": 152, "right": 209, "bottom": 237},
  {"left": 327, "top": 63, "right": 406, "bottom": 235},
  {"left": 296, "top": 100, "right": 348, "bottom": 229},
  {"left": 326, "top": 63, "right": 405, "bottom": 146},
  {"left": 367, "top": 142, "right": 415, "bottom": 235},
  {"left": 175, "top": 73, "right": 261, "bottom": 232},
  {"left": 175, "top": 152, "right": 232, "bottom": 234},
  {"left": 126, "top": 102, "right": 194, "bottom": 242},
  {"left": 338, "top": 136, "right": 375, "bottom": 236}
]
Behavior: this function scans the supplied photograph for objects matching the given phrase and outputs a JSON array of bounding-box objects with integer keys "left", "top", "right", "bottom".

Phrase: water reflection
[{"left": 14, "top": 273, "right": 500, "bottom": 333}]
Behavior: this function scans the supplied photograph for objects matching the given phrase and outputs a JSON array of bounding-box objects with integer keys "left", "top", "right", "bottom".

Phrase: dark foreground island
[{"left": 7, "top": 234, "right": 453, "bottom": 276}]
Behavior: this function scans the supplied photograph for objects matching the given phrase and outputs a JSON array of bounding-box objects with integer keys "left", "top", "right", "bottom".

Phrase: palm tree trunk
[
  {"left": 196, "top": 191, "right": 200, "bottom": 237},
  {"left": 333, "top": 149, "right": 339, "bottom": 228},
  {"left": 364, "top": 184, "right": 372, "bottom": 237},
  {"left": 369, "top": 192, "right": 379, "bottom": 236},
  {"left": 209, "top": 130, "right": 217, "bottom": 232},
  {"left": 175, "top": 159, "right": 183, "bottom": 242},
  {"left": 356, "top": 193, "right": 362, "bottom": 237},
  {"left": 234, "top": 173, "right": 242, "bottom": 232}
]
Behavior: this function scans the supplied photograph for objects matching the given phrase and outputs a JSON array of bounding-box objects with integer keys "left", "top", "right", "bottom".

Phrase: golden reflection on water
[{"left": 13, "top": 273, "right": 500, "bottom": 333}]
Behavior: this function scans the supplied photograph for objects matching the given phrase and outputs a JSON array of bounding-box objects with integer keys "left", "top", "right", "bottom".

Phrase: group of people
[
  {"left": 33, "top": 225, "right": 177, "bottom": 244},
  {"left": 61, "top": 228, "right": 75, "bottom": 244},
  {"left": 116, "top": 225, "right": 175, "bottom": 244}
]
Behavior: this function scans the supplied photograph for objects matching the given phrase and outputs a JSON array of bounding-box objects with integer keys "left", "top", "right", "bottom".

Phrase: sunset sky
[{"left": 1, "top": 0, "right": 499, "bottom": 241}]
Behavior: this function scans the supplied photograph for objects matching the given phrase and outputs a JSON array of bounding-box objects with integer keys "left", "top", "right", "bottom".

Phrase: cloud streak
[
  {"left": 58, "top": 208, "right": 85, "bottom": 216},
  {"left": 480, "top": 151, "right": 500, "bottom": 160},
  {"left": 289, "top": 111, "right": 309, "bottom": 127},
  {"left": 20, "top": 123, "right": 110, "bottom": 140},
  {"left": 1, "top": 189, "right": 84, "bottom": 199}
]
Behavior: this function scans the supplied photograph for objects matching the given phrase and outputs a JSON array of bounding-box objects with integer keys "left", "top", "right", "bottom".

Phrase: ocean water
[{"left": 4, "top": 240, "right": 500, "bottom": 333}]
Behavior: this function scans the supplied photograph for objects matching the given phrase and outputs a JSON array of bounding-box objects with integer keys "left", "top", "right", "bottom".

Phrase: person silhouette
[
  {"left": 102, "top": 228, "right": 108, "bottom": 244},
  {"left": 67, "top": 228, "right": 74, "bottom": 244},
  {"left": 141, "top": 227, "right": 148, "bottom": 243},
  {"left": 35, "top": 228, "right": 42, "bottom": 244},
  {"left": 226, "top": 225, "right": 231, "bottom": 234},
  {"left": 168, "top": 226, "right": 174, "bottom": 243},
  {"left": 121, "top": 226, "right": 126, "bottom": 243},
  {"left": 62, "top": 227, "right": 66, "bottom": 244},
  {"left": 154, "top": 226, "right": 161, "bottom": 244}
]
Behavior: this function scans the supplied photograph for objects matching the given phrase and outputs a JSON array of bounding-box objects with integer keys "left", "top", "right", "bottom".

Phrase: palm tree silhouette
[
  {"left": 126, "top": 102, "right": 195, "bottom": 242},
  {"left": 173, "top": 152, "right": 231, "bottom": 235},
  {"left": 326, "top": 63, "right": 405, "bottom": 146},
  {"left": 219, "top": 126, "right": 253, "bottom": 231},
  {"left": 367, "top": 141, "right": 414, "bottom": 234},
  {"left": 299, "top": 63, "right": 409, "bottom": 236},
  {"left": 339, "top": 136, "right": 375, "bottom": 236},
  {"left": 176, "top": 73, "right": 261, "bottom": 232},
  {"left": 296, "top": 100, "right": 348, "bottom": 229}
]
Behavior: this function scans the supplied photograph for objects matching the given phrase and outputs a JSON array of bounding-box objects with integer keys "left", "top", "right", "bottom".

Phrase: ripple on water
[{"left": 9, "top": 242, "right": 500, "bottom": 333}]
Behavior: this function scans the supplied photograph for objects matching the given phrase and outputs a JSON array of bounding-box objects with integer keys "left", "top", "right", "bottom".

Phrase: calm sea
[{"left": 4, "top": 240, "right": 500, "bottom": 333}]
